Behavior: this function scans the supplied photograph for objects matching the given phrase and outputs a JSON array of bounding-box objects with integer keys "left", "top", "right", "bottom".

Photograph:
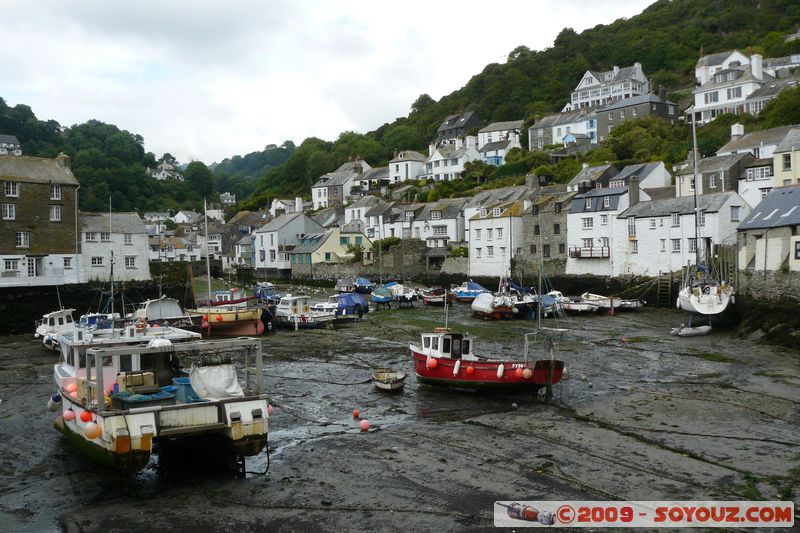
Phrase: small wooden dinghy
[
  {"left": 670, "top": 324, "right": 712, "bottom": 337},
  {"left": 372, "top": 368, "right": 406, "bottom": 391}
]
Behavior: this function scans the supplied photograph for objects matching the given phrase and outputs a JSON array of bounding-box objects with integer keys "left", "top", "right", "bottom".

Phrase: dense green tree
[
  {"left": 183, "top": 161, "right": 215, "bottom": 200},
  {"left": 760, "top": 86, "right": 800, "bottom": 129}
]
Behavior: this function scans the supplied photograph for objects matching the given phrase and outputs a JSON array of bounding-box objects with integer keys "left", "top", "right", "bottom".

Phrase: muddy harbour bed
[{"left": 0, "top": 300, "right": 798, "bottom": 532}]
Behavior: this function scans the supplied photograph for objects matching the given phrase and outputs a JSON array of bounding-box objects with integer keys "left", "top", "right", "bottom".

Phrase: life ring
[{"left": 303, "top": 305, "right": 309, "bottom": 313}]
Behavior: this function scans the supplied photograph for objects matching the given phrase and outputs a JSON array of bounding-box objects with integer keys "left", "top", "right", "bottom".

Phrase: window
[
  {"left": 582, "top": 238, "right": 593, "bottom": 248},
  {"left": 433, "top": 226, "right": 447, "bottom": 236},
  {"left": 582, "top": 217, "right": 594, "bottom": 229},
  {"left": 325, "top": 252, "right": 331, "bottom": 261},
  {"left": 671, "top": 239, "right": 681, "bottom": 252},
  {"left": 530, "top": 244, "right": 537, "bottom": 254},
  {"left": 4, "top": 181, "right": 19, "bottom": 197},
  {"left": 475, "top": 248, "right": 482, "bottom": 258},
  {"left": 431, "top": 210, "right": 442, "bottom": 220},
  {"left": 516, "top": 247, "right": 522, "bottom": 255},
  {"left": 689, "top": 177, "right": 695, "bottom": 191},
  {"left": 688, "top": 238, "right": 697, "bottom": 253},
  {"left": 532, "top": 205, "right": 539, "bottom": 215},
  {"left": 124, "top": 256, "right": 136, "bottom": 268},
  {"left": 124, "top": 233, "right": 132, "bottom": 245},
  {"left": 50, "top": 205, "right": 61, "bottom": 221},
  {"left": 63, "top": 257, "right": 72, "bottom": 269},
  {"left": 50, "top": 184, "right": 61, "bottom": 200},
  {"left": 542, "top": 244, "right": 550, "bottom": 258},
  {"left": 496, "top": 228, "right": 503, "bottom": 239},
  {"left": 730, "top": 206, "right": 741, "bottom": 222},
  {"left": 405, "top": 211, "right": 413, "bottom": 221},
  {"left": 620, "top": 110, "right": 625, "bottom": 119},
  {"left": 4, "top": 259, "right": 19, "bottom": 271},
  {"left": 340, "top": 236, "right": 350, "bottom": 245},
  {"left": 600, "top": 214, "right": 608, "bottom": 225},
  {"left": 559, "top": 243, "right": 565, "bottom": 254},
  {"left": 91, "top": 256, "right": 104, "bottom": 266},
  {"left": 631, "top": 240, "right": 638, "bottom": 254},
  {"left": 603, "top": 196, "right": 610, "bottom": 208},
  {"left": 704, "top": 91, "right": 719, "bottom": 104},
  {"left": 671, "top": 213, "right": 680, "bottom": 227},
  {"left": 487, "top": 229, "right": 493, "bottom": 240},
  {"left": 555, "top": 202, "right": 562, "bottom": 213},
  {"left": 487, "top": 246, "right": 494, "bottom": 257},
  {"left": 796, "top": 241, "right": 800, "bottom": 260},
  {"left": 660, "top": 239, "right": 666, "bottom": 252},
  {"left": 600, "top": 237, "right": 609, "bottom": 248},
  {"left": 553, "top": 223, "right": 560, "bottom": 234},
  {"left": 479, "top": 209, "right": 487, "bottom": 218},
  {"left": 709, "top": 174, "right": 717, "bottom": 188},
  {"left": 784, "top": 154, "right": 792, "bottom": 171},
  {"left": 649, "top": 219, "right": 656, "bottom": 229},
  {"left": 475, "top": 229, "right": 482, "bottom": 240},
  {"left": 269, "top": 250, "right": 276, "bottom": 261},
  {"left": 608, "top": 112, "right": 613, "bottom": 121},
  {"left": 100, "top": 232, "right": 110, "bottom": 241},
  {"left": 726, "top": 87, "right": 742, "bottom": 99},
  {"left": 698, "top": 209, "right": 706, "bottom": 226},
  {"left": 499, "top": 246, "right": 506, "bottom": 257},
  {"left": 585, "top": 198, "right": 592, "bottom": 209},
  {"left": 627, "top": 217, "right": 636, "bottom": 236},
  {"left": 2, "top": 203, "right": 15, "bottom": 220},
  {"left": 492, "top": 207, "right": 502, "bottom": 217},
  {"left": 15, "top": 231, "right": 30, "bottom": 248}
]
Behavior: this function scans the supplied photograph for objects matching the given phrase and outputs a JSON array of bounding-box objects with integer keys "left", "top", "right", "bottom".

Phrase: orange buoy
[
  {"left": 360, "top": 419, "right": 370, "bottom": 432},
  {"left": 352, "top": 409, "right": 360, "bottom": 418},
  {"left": 83, "top": 422, "right": 101, "bottom": 439},
  {"left": 515, "top": 368, "right": 524, "bottom": 378},
  {"left": 426, "top": 357, "right": 438, "bottom": 369},
  {"left": 466, "top": 365, "right": 475, "bottom": 375},
  {"left": 215, "top": 314, "right": 223, "bottom": 322},
  {"left": 522, "top": 368, "right": 533, "bottom": 379},
  {"left": 79, "top": 411, "right": 92, "bottom": 423}
]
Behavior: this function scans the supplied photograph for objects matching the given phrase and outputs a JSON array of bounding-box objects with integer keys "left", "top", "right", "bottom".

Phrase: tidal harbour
[{"left": 1, "top": 297, "right": 798, "bottom": 531}]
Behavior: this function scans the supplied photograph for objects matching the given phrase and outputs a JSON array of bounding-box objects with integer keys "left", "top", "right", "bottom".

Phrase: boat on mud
[
  {"left": 581, "top": 292, "right": 641, "bottom": 311},
  {"left": 471, "top": 292, "right": 515, "bottom": 320},
  {"left": 354, "top": 277, "right": 375, "bottom": 294},
  {"left": 384, "top": 282, "right": 418, "bottom": 307},
  {"left": 275, "top": 294, "right": 336, "bottom": 329},
  {"left": 50, "top": 334, "right": 268, "bottom": 474},
  {"left": 130, "top": 296, "right": 202, "bottom": 332},
  {"left": 410, "top": 328, "right": 564, "bottom": 392},
  {"left": 420, "top": 286, "right": 456, "bottom": 306},
  {"left": 547, "top": 291, "right": 599, "bottom": 314},
  {"left": 311, "top": 293, "right": 369, "bottom": 322},
  {"left": 451, "top": 280, "right": 489, "bottom": 302},
  {"left": 372, "top": 368, "right": 406, "bottom": 391}
]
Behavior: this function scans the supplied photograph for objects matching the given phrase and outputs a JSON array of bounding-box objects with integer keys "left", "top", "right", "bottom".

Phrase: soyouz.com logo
[{"left": 493, "top": 501, "right": 795, "bottom": 527}]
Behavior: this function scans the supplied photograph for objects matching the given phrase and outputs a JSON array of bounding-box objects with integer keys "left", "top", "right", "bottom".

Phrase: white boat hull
[
  {"left": 677, "top": 287, "right": 731, "bottom": 315},
  {"left": 670, "top": 325, "right": 712, "bottom": 337}
]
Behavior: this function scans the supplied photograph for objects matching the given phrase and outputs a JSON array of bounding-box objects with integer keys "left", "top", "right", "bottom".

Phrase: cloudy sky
[{"left": 3, "top": 0, "right": 654, "bottom": 164}]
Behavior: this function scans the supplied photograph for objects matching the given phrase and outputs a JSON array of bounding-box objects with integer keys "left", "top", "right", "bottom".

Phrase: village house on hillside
[
  {"left": 0, "top": 134, "right": 22, "bottom": 156},
  {"left": 520, "top": 185, "right": 574, "bottom": 273},
  {"left": 477, "top": 121, "right": 523, "bottom": 166},
  {"left": 149, "top": 161, "right": 184, "bottom": 181},
  {"left": 81, "top": 212, "right": 151, "bottom": 282},
  {"left": 564, "top": 62, "right": 650, "bottom": 111},
  {"left": 595, "top": 88, "right": 678, "bottom": 141},
  {"left": 674, "top": 152, "right": 754, "bottom": 198},
  {"left": 252, "top": 212, "right": 324, "bottom": 278},
  {"left": 772, "top": 128, "right": 800, "bottom": 189},
  {"left": 312, "top": 160, "right": 370, "bottom": 210},
  {"left": 289, "top": 226, "right": 372, "bottom": 277},
  {"left": 0, "top": 153, "right": 80, "bottom": 287},
  {"left": 566, "top": 163, "right": 619, "bottom": 192},
  {"left": 422, "top": 137, "right": 481, "bottom": 182},
  {"left": 468, "top": 200, "right": 527, "bottom": 277},
  {"left": 388, "top": 151, "right": 426, "bottom": 184},
  {"left": 528, "top": 110, "right": 597, "bottom": 150},
  {"left": 436, "top": 111, "right": 481, "bottom": 142},
  {"left": 737, "top": 185, "right": 800, "bottom": 272}
]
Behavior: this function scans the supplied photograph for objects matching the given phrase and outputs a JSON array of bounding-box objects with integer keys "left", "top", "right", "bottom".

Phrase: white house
[
  {"left": 388, "top": 151, "right": 426, "bottom": 184},
  {"left": 408, "top": 198, "right": 467, "bottom": 248},
  {"left": 716, "top": 123, "right": 798, "bottom": 160},
  {"left": 616, "top": 190, "right": 749, "bottom": 276},
  {"left": 81, "top": 212, "right": 151, "bottom": 282},
  {"left": 206, "top": 204, "right": 225, "bottom": 223},
  {"left": 565, "top": 63, "right": 649, "bottom": 111},
  {"left": 739, "top": 158, "right": 775, "bottom": 208},
  {"left": 771, "top": 128, "right": 800, "bottom": 188},
  {"left": 565, "top": 187, "right": 633, "bottom": 276},
  {"left": 220, "top": 192, "right": 236, "bottom": 205},
  {"left": 468, "top": 200, "right": 526, "bottom": 277},
  {"left": 0, "top": 134, "right": 22, "bottom": 156},
  {"left": 737, "top": 185, "right": 800, "bottom": 271},
  {"left": 674, "top": 153, "right": 753, "bottom": 198},
  {"left": 150, "top": 162, "right": 183, "bottom": 181},
  {"left": 421, "top": 136, "right": 481, "bottom": 181},
  {"left": 311, "top": 160, "right": 370, "bottom": 210},
  {"left": 269, "top": 197, "right": 308, "bottom": 217},
  {"left": 234, "top": 234, "right": 254, "bottom": 266},
  {"left": 252, "top": 212, "right": 324, "bottom": 276},
  {"left": 528, "top": 110, "right": 597, "bottom": 150},
  {"left": 690, "top": 54, "right": 772, "bottom": 124},
  {"left": 694, "top": 50, "right": 751, "bottom": 86},
  {"left": 478, "top": 121, "right": 523, "bottom": 150},
  {"left": 172, "top": 210, "right": 201, "bottom": 224},
  {"left": 464, "top": 185, "right": 532, "bottom": 242}
]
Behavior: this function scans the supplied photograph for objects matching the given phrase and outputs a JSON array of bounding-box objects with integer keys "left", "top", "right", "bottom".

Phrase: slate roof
[
  {"left": 390, "top": 150, "right": 426, "bottom": 163},
  {"left": 311, "top": 206, "right": 345, "bottom": 228},
  {"left": 292, "top": 232, "right": 328, "bottom": 254},
  {"left": 236, "top": 234, "right": 254, "bottom": 246},
  {"left": 746, "top": 76, "right": 800, "bottom": 101},
  {"left": 642, "top": 186, "right": 677, "bottom": 201},
  {"left": 619, "top": 191, "right": 736, "bottom": 219},
  {"left": 567, "top": 164, "right": 617, "bottom": 187},
  {"left": 479, "top": 120, "right": 523, "bottom": 133},
  {"left": 0, "top": 155, "right": 79, "bottom": 185},
  {"left": 415, "top": 198, "right": 468, "bottom": 221},
  {"left": 774, "top": 128, "right": 800, "bottom": 153},
  {"left": 717, "top": 125, "right": 797, "bottom": 155},
  {"left": 570, "top": 187, "right": 627, "bottom": 214},
  {"left": 469, "top": 200, "right": 525, "bottom": 221},
  {"left": 600, "top": 93, "right": 675, "bottom": 112},
  {"left": 479, "top": 140, "right": 512, "bottom": 153},
  {"left": 694, "top": 68, "right": 773, "bottom": 93},
  {"left": 81, "top": 212, "right": 147, "bottom": 233},
  {"left": 255, "top": 211, "right": 304, "bottom": 233},
  {"left": 581, "top": 64, "right": 643, "bottom": 89},
  {"left": 696, "top": 50, "right": 736, "bottom": 67},
  {"left": 615, "top": 162, "right": 663, "bottom": 183},
  {"left": 466, "top": 185, "right": 531, "bottom": 208},
  {"left": 737, "top": 185, "right": 800, "bottom": 230},
  {"left": 0, "top": 134, "right": 20, "bottom": 145},
  {"left": 437, "top": 111, "right": 478, "bottom": 133},
  {"left": 358, "top": 167, "right": 388, "bottom": 181},
  {"left": 364, "top": 199, "right": 394, "bottom": 218},
  {"left": 531, "top": 110, "right": 593, "bottom": 129},
  {"left": 674, "top": 153, "right": 752, "bottom": 176}
]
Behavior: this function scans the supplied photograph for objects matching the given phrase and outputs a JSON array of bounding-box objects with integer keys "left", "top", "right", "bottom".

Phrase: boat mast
[
  {"left": 204, "top": 198, "right": 212, "bottom": 304},
  {"left": 537, "top": 205, "right": 544, "bottom": 331},
  {"left": 109, "top": 197, "right": 116, "bottom": 338},
  {"left": 690, "top": 107, "right": 701, "bottom": 269}
]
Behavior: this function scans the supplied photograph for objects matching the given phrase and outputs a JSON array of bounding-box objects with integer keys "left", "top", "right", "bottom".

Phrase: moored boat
[
  {"left": 187, "top": 306, "right": 265, "bottom": 336},
  {"left": 274, "top": 294, "right": 336, "bottom": 329},
  {"left": 335, "top": 278, "right": 356, "bottom": 293},
  {"left": 51, "top": 335, "right": 268, "bottom": 474},
  {"left": 421, "top": 286, "right": 456, "bottom": 306},
  {"left": 372, "top": 368, "right": 406, "bottom": 391},
  {"left": 471, "top": 292, "right": 515, "bottom": 320},
  {"left": 452, "top": 280, "right": 489, "bottom": 302},
  {"left": 370, "top": 286, "right": 393, "bottom": 308},
  {"left": 581, "top": 292, "right": 641, "bottom": 311},
  {"left": 410, "top": 328, "right": 564, "bottom": 392},
  {"left": 547, "top": 291, "right": 599, "bottom": 313},
  {"left": 130, "top": 296, "right": 203, "bottom": 332},
  {"left": 35, "top": 309, "right": 77, "bottom": 350},
  {"left": 354, "top": 277, "right": 375, "bottom": 294}
]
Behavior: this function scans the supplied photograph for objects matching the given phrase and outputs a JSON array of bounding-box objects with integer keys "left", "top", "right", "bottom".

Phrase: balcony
[{"left": 569, "top": 246, "right": 610, "bottom": 259}]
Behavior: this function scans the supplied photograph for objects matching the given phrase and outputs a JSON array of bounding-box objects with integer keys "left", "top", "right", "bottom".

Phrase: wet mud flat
[{"left": 0, "top": 303, "right": 798, "bottom": 532}]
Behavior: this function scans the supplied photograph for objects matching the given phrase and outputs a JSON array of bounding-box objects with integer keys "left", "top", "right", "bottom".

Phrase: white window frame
[
  {"left": 91, "top": 256, "right": 104, "bottom": 266},
  {"left": 50, "top": 184, "right": 62, "bottom": 200},
  {"left": 582, "top": 217, "right": 594, "bottom": 229},
  {"left": 124, "top": 256, "right": 136, "bottom": 268},
  {"left": 600, "top": 214, "right": 608, "bottom": 225},
  {"left": 603, "top": 196, "right": 610, "bottom": 208},
  {"left": 15, "top": 231, "right": 30, "bottom": 248},
  {"left": 50, "top": 204, "right": 62, "bottom": 222},
  {"left": 4, "top": 181, "right": 19, "bottom": 197},
  {"left": 487, "top": 246, "right": 494, "bottom": 257},
  {"left": 2, "top": 203, "right": 15, "bottom": 220}
]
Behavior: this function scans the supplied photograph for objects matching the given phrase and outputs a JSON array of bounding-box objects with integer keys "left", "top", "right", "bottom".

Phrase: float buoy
[
  {"left": 453, "top": 359, "right": 461, "bottom": 376},
  {"left": 522, "top": 368, "right": 533, "bottom": 379},
  {"left": 426, "top": 357, "right": 438, "bottom": 370},
  {"left": 63, "top": 409, "right": 76, "bottom": 422},
  {"left": 80, "top": 411, "right": 92, "bottom": 423},
  {"left": 352, "top": 409, "right": 360, "bottom": 418},
  {"left": 466, "top": 365, "right": 475, "bottom": 375},
  {"left": 496, "top": 364, "right": 505, "bottom": 379},
  {"left": 83, "top": 422, "right": 101, "bottom": 439},
  {"left": 360, "top": 419, "right": 370, "bottom": 432},
  {"left": 515, "top": 368, "right": 524, "bottom": 378},
  {"left": 47, "top": 393, "right": 62, "bottom": 411}
]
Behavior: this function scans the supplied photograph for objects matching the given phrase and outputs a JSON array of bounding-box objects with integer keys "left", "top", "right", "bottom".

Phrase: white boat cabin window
[
  {"left": 424, "top": 336, "right": 431, "bottom": 348},
  {"left": 442, "top": 337, "right": 451, "bottom": 354}
]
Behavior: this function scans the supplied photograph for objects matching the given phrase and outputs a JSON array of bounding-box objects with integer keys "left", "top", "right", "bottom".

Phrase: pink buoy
[
  {"left": 201, "top": 320, "right": 209, "bottom": 330},
  {"left": 352, "top": 409, "right": 360, "bottom": 419},
  {"left": 83, "top": 422, "right": 101, "bottom": 440},
  {"left": 522, "top": 368, "right": 533, "bottom": 379},
  {"left": 426, "top": 357, "right": 438, "bottom": 369},
  {"left": 267, "top": 404, "right": 274, "bottom": 416},
  {"left": 69, "top": 391, "right": 78, "bottom": 399},
  {"left": 360, "top": 419, "right": 370, "bottom": 432},
  {"left": 65, "top": 382, "right": 77, "bottom": 393},
  {"left": 63, "top": 410, "right": 76, "bottom": 421},
  {"left": 152, "top": 323, "right": 160, "bottom": 328}
]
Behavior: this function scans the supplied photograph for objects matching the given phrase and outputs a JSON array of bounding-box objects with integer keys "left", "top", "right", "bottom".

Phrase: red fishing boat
[{"left": 410, "top": 328, "right": 564, "bottom": 392}]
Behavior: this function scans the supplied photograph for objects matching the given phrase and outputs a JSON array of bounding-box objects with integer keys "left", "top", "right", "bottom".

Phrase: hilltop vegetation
[{"left": 3, "top": 0, "right": 800, "bottom": 213}]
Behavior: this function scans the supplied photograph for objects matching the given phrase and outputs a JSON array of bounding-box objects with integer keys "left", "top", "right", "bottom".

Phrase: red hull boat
[{"left": 410, "top": 329, "right": 564, "bottom": 392}]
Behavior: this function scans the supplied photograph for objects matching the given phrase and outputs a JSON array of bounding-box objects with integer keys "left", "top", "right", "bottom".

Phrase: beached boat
[
  {"left": 50, "top": 334, "right": 268, "bottom": 474},
  {"left": 372, "top": 368, "right": 406, "bottom": 391},
  {"left": 370, "top": 286, "right": 393, "bottom": 308},
  {"left": 354, "top": 277, "right": 375, "bottom": 294},
  {"left": 253, "top": 282, "right": 281, "bottom": 305},
  {"left": 335, "top": 278, "right": 356, "bottom": 293},
  {"left": 471, "top": 292, "right": 515, "bottom": 320},
  {"left": 421, "top": 286, "right": 456, "bottom": 306},
  {"left": 670, "top": 324, "right": 712, "bottom": 337},
  {"left": 274, "top": 294, "right": 337, "bottom": 329},
  {"left": 676, "top": 276, "right": 732, "bottom": 316},
  {"left": 311, "top": 293, "right": 369, "bottom": 321},
  {"left": 35, "top": 308, "right": 77, "bottom": 350},
  {"left": 452, "top": 280, "right": 489, "bottom": 302},
  {"left": 581, "top": 292, "right": 641, "bottom": 311},
  {"left": 187, "top": 306, "right": 264, "bottom": 336},
  {"left": 130, "top": 296, "right": 202, "bottom": 332},
  {"left": 547, "top": 291, "right": 599, "bottom": 313},
  {"left": 410, "top": 328, "right": 564, "bottom": 392},
  {"left": 384, "top": 282, "right": 418, "bottom": 307}
]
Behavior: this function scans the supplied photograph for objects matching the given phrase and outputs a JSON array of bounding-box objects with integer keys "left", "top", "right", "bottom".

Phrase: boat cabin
[
  {"left": 35, "top": 308, "right": 76, "bottom": 341},
  {"left": 277, "top": 294, "right": 311, "bottom": 316},
  {"left": 416, "top": 330, "right": 476, "bottom": 361}
]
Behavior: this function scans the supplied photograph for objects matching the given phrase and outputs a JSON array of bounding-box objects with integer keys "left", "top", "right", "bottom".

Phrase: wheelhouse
[{"left": 417, "top": 330, "right": 474, "bottom": 361}]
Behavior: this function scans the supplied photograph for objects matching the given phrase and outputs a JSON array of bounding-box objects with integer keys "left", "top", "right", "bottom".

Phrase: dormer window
[
  {"left": 480, "top": 209, "right": 487, "bottom": 218},
  {"left": 603, "top": 196, "right": 610, "bottom": 208},
  {"left": 405, "top": 211, "right": 413, "bottom": 221},
  {"left": 585, "top": 198, "right": 592, "bottom": 209},
  {"left": 492, "top": 207, "right": 502, "bottom": 217},
  {"left": 431, "top": 210, "right": 442, "bottom": 220}
]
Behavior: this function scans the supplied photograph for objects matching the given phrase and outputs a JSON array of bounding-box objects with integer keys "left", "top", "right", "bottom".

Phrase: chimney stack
[
  {"left": 295, "top": 197, "right": 303, "bottom": 212},
  {"left": 751, "top": 54, "right": 763, "bottom": 80},
  {"left": 56, "top": 152, "right": 71, "bottom": 169},
  {"left": 731, "top": 123, "right": 744, "bottom": 141},
  {"left": 613, "top": 65, "right": 619, "bottom": 76},
  {"left": 659, "top": 85, "right": 667, "bottom": 103},
  {"left": 629, "top": 175, "right": 640, "bottom": 206}
]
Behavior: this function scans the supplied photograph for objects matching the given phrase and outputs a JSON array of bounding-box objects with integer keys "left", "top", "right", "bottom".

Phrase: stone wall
[
  {"left": 440, "top": 257, "right": 468, "bottom": 274},
  {"left": 737, "top": 269, "right": 800, "bottom": 302}
]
